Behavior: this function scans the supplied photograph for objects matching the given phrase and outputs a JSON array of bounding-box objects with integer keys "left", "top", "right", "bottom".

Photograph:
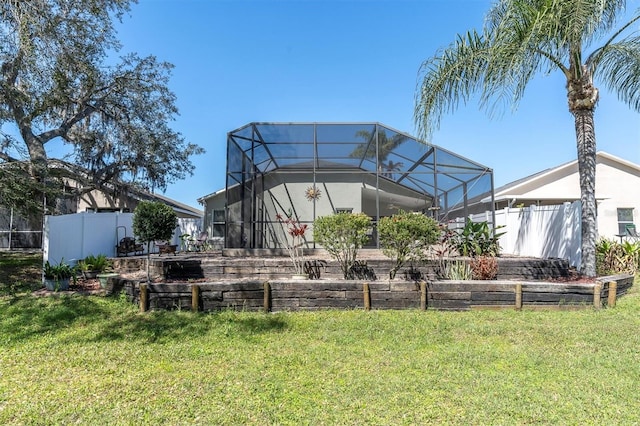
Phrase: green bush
[
  {"left": 133, "top": 201, "right": 178, "bottom": 281},
  {"left": 313, "top": 212, "right": 371, "bottom": 279},
  {"left": 378, "top": 210, "right": 440, "bottom": 279},
  {"left": 133, "top": 201, "right": 178, "bottom": 245},
  {"left": 43, "top": 259, "right": 77, "bottom": 280},
  {"left": 450, "top": 219, "right": 504, "bottom": 257},
  {"left": 78, "top": 254, "right": 112, "bottom": 273}
]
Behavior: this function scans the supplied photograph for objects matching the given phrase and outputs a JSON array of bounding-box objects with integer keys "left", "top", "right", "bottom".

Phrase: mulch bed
[{"left": 32, "top": 278, "right": 104, "bottom": 296}]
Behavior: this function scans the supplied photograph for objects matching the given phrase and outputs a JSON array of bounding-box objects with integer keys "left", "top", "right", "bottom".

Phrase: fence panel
[
  {"left": 44, "top": 212, "right": 203, "bottom": 264},
  {"left": 450, "top": 202, "right": 581, "bottom": 267}
]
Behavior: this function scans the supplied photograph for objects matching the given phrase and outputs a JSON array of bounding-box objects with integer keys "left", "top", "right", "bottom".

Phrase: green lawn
[
  {"left": 1, "top": 281, "right": 639, "bottom": 425},
  {"left": 1, "top": 252, "right": 639, "bottom": 424},
  {"left": 0, "top": 251, "right": 42, "bottom": 296}
]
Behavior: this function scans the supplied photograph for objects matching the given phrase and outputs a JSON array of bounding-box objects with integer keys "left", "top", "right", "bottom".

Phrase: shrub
[
  {"left": 78, "top": 254, "right": 112, "bottom": 274},
  {"left": 378, "top": 210, "right": 440, "bottom": 279},
  {"left": 313, "top": 212, "right": 371, "bottom": 279},
  {"left": 133, "top": 201, "right": 178, "bottom": 281},
  {"left": 450, "top": 219, "right": 504, "bottom": 257},
  {"left": 596, "top": 238, "right": 639, "bottom": 275},
  {"left": 470, "top": 256, "right": 498, "bottom": 280}
]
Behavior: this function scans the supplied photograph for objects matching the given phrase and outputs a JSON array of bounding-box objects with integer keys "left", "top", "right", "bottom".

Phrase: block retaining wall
[{"left": 122, "top": 256, "right": 574, "bottom": 282}]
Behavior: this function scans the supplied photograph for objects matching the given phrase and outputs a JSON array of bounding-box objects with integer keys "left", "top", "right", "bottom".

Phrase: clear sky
[{"left": 111, "top": 0, "right": 640, "bottom": 209}]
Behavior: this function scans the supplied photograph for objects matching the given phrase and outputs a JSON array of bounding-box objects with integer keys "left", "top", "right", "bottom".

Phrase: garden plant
[
  {"left": 596, "top": 238, "right": 640, "bottom": 275},
  {"left": 313, "top": 212, "right": 371, "bottom": 279},
  {"left": 275, "top": 208, "right": 309, "bottom": 277},
  {"left": 378, "top": 210, "right": 440, "bottom": 279},
  {"left": 133, "top": 201, "right": 178, "bottom": 282}
]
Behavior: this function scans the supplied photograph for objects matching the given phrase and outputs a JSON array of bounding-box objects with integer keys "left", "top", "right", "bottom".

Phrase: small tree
[
  {"left": 378, "top": 211, "right": 440, "bottom": 279},
  {"left": 313, "top": 212, "right": 371, "bottom": 279},
  {"left": 133, "top": 201, "right": 177, "bottom": 282}
]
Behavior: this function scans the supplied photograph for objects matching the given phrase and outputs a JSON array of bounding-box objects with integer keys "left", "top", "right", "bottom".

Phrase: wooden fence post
[
  {"left": 263, "top": 282, "right": 271, "bottom": 313},
  {"left": 593, "top": 283, "right": 602, "bottom": 309},
  {"left": 420, "top": 281, "right": 427, "bottom": 311},
  {"left": 139, "top": 283, "right": 148, "bottom": 313},
  {"left": 607, "top": 281, "right": 617, "bottom": 308},
  {"left": 192, "top": 285, "right": 200, "bottom": 312},
  {"left": 515, "top": 283, "right": 522, "bottom": 310},
  {"left": 363, "top": 283, "right": 371, "bottom": 311}
]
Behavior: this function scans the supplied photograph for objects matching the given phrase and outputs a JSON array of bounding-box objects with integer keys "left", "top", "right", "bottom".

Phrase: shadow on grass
[{"left": 0, "top": 294, "right": 289, "bottom": 345}]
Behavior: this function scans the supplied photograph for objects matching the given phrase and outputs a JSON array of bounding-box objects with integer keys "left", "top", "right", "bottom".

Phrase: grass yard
[
  {"left": 1, "top": 252, "right": 639, "bottom": 424},
  {"left": 0, "top": 251, "right": 42, "bottom": 296}
]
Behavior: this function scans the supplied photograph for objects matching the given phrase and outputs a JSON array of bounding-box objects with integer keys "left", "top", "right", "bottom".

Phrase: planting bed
[{"left": 106, "top": 252, "right": 634, "bottom": 312}]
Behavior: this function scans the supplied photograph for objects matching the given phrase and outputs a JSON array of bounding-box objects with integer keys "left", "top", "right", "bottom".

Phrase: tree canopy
[
  {"left": 0, "top": 0, "right": 204, "bottom": 215},
  {"left": 415, "top": 0, "right": 640, "bottom": 276}
]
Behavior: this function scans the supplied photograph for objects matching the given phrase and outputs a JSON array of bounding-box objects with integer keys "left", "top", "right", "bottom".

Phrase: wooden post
[
  {"left": 515, "top": 283, "right": 522, "bottom": 310},
  {"left": 420, "top": 281, "right": 427, "bottom": 311},
  {"left": 263, "top": 282, "right": 271, "bottom": 313},
  {"left": 139, "top": 283, "right": 148, "bottom": 313},
  {"left": 593, "top": 283, "right": 602, "bottom": 309},
  {"left": 363, "top": 283, "right": 371, "bottom": 311},
  {"left": 607, "top": 281, "right": 617, "bottom": 308},
  {"left": 192, "top": 285, "right": 200, "bottom": 312}
]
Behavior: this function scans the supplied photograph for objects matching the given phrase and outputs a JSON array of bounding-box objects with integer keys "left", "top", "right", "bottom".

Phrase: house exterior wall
[
  {"left": 199, "top": 191, "right": 226, "bottom": 248},
  {"left": 76, "top": 188, "right": 138, "bottom": 213},
  {"left": 497, "top": 158, "right": 640, "bottom": 239},
  {"left": 204, "top": 170, "right": 432, "bottom": 249},
  {"left": 594, "top": 158, "right": 640, "bottom": 238}
]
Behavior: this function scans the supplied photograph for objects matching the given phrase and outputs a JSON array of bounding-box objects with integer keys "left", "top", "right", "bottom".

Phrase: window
[
  {"left": 335, "top": 208, "right": 353, "bottom": 214},
  {"left": 617, "top": 208, "right": 634, "bottom": 235},
  {"left": 212, "top": 209, "right": 225, "bottom": 238}
]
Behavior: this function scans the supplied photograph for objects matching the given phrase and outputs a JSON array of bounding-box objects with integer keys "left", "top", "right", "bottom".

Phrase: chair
[
  {"left": 191, "top": 231, "right": 209, "bottom": 252},
  {"left": 155, "top": 240, "right": 177, "bottom": 256},
  {"left": 625, "top": 224, "right": 640, "bottom": 242}
]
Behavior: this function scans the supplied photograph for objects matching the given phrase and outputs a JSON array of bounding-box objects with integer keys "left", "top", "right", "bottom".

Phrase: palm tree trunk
[{"left": 574, "top": 109, "right": 597, "bottom": 277}]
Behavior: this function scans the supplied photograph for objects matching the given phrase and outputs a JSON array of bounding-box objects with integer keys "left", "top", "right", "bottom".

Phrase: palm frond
[
  {"left": 592, "top": 36, "right": 640, "bottom": 111},
  {"left": 414, "top": 30, "right": 492, "bottom": 140},
  {"left": 415, "top": 0, "right": 634, "bottom": 139}
]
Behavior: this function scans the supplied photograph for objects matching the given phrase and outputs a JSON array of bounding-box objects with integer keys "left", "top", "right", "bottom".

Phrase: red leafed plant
[
  {"left": 470, "top": 255, "right": 499, "bottom": 280},
  {"left": 276, "top": 209, "right": 308, "bottom": 276}
]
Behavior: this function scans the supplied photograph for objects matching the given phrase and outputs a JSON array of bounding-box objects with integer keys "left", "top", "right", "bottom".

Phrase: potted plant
[
  {"left": 43, "top": 259, "right": 77, "bottom": 291},
  {"left": 78, "top": 254, "right": 112, "bottom": 279}
]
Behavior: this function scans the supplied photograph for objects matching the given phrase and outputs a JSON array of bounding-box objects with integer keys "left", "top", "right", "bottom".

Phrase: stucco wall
[{"left": 204, "top": 170, "right": 431, "bottom": 249}]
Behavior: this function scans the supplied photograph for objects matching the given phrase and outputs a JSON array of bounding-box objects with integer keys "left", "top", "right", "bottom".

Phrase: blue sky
[{"left": 112, "top": 0, "right": 639, "bottom": 209}]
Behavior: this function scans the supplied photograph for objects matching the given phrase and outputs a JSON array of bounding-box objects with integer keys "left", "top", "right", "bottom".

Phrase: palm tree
[
  {"left": 349, "top": 129, "right": 408, "bottom": 177},
  {"left": 415, "top": 0, "right": 640, "bottom": 277}
]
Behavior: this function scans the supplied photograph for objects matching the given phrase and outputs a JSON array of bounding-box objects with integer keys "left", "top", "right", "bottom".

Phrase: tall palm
[{"left": 415, "top": 0, "right": 640, "bottom": 277}]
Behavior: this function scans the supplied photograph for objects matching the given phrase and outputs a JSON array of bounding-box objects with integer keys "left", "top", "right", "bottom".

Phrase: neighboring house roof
[
  {"left": 198, "top": 187, "right": 226, "bottom": 204},
  {"left": 136, "top": 192, "right": 203, "bottom": 218},
  {"left": 2, "top": 158, "right": 203, "bottom": 217},
  {"left": 483, "top": 151, "right": 639, "bottom": 204}
]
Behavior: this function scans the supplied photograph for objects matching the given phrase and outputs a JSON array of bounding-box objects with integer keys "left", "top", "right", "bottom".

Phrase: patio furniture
[
  {"left": 191, "top": 232, "right": 209, "bottom": 251},
  {"left": 116, "top": 236, "right": 144, "bottom": 257},
  {"left": 155, "top": 241, "right": 177, "bottom": 256},
  {"left": 625, "top": 224, "right": 640, "bottom": 242}
]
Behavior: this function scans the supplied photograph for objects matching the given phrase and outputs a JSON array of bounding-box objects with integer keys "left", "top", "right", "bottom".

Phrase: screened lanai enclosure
[{"left": 225, "top": 122, "right": 494, "bottom": 249}]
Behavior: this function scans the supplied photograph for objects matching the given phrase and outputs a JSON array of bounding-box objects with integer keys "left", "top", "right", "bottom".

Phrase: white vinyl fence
[
  {"left": 450, "top": 202, "right": 582, "bottom": 267},
  {"left": 44, "top": 212, "right": 203, "bottom": 265}
]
